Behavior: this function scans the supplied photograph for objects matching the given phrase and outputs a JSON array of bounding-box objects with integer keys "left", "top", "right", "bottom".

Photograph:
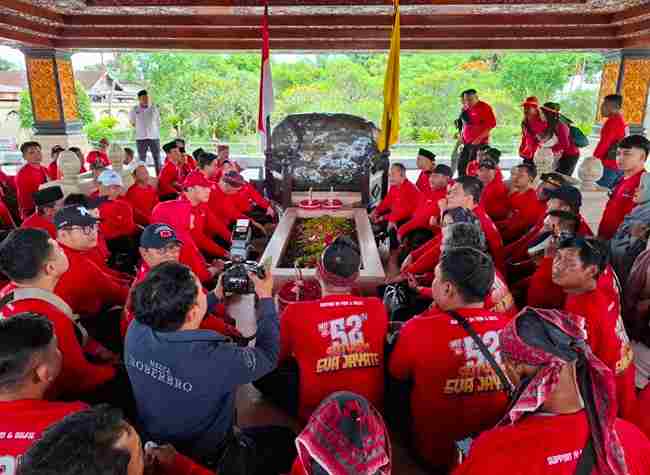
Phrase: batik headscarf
[
  {"left": 500, "top": 307, "right": 628, "bottom": 475},
  {"left": 295, "top": 392, "right": 391, "bottom": 475}
]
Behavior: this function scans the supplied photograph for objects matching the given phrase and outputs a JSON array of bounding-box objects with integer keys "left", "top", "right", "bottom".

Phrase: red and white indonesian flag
[{"left": 257, "top": 3, "right": 274, "bottom": 151}]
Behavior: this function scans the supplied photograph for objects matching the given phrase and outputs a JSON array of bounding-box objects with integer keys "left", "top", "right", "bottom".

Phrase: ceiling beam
[
  {"left": 0, "top": 26, "right": 55, "bottom": 46},
  {"left": 619, "top": 17, "right": 650, "bottom": 36},
  {"left": 85, "top": 0, "right": 587, "bottom": 5},
  {"left": 0, "top": 0, "right": 63, "bottom": 23},
  {"left": 1, "top": 12, "right": 61, "bottom": 36},
  {"left": 623, "top": 33, "right": 650, "bottom": 48},
  {"left": 613, "top": 3, "right": 650, "bottom": 24}
]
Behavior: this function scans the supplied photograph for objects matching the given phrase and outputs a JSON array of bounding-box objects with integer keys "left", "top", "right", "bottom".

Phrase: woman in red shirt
[
  {"left": 539, "top": 102, "right": 580, "bottom": 177},
  {"left": 519, "top": 96, "right": 547, "bottom": 162}
]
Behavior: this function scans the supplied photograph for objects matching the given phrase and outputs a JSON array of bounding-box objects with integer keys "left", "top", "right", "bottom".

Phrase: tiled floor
[{"left": 236, "top": 384, "right": 432, "bottom": 475}]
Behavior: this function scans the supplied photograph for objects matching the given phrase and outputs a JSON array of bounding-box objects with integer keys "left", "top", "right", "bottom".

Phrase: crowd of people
[{"left": 0, "top": 85, "right": 650, "bottom": 475}]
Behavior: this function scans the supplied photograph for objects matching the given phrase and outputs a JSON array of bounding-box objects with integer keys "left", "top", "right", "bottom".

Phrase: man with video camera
[{"left": 124, "top": 261, "right": 296, "bottom": 475}]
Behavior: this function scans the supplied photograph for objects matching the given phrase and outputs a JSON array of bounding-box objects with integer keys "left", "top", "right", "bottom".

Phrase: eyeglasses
[{"left": 65, "top": 224, "right": 98, "bottom": 235}]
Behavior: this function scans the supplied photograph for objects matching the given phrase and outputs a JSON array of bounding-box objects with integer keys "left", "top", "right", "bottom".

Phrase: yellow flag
[{"left": 377, "top": 0, "right": 400, "bottom": 152}]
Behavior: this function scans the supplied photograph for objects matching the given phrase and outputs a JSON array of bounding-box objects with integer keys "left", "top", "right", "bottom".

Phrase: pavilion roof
[{"left": 0, "top": 0, "right": 649, "bottom": 51}]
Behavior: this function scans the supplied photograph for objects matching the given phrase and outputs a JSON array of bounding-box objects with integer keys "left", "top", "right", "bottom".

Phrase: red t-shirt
[
  {"left": 15, "top": 163, "right": 48, "bottom": 220},
  {"left": 552, "top": 121, "right": 580, "bottom": 158},
  {"left": 519, "top": 116, "right": 547, "bottom": 160},
  {"left": 462, "top": 101, "right": 497, "bottom": 145},
  {"left": 85, "top": 150, "right": 110, "bottom": 167},
  {"left": 480, "top": 177, "right": 510, "bottom": 223},
  {"left": 54, "top": 243, "right": 129, "bottom": 317},
  {"left": 21, "top": 213, "right": 56, "bottom": 239},
  {"left": 279, "top": 294, "right": 388, "bottom": 423},
  {"left": 186, "top": 198, "right": 227, "bottom": 258},
  {"left": 97, "top": 198, "right": 139, "bottom": 240},
  {"left": 497, "top": 189, "right": 546, "bottom": 244},
  {"left": 565, "top": 288, "right": 636, "bottom": 420},
  {"left": 0, "top": 283, "right": 116, "bottom": 398},
  {"left": 599, "top": 171, "right": 643, "bottom": 240},
  {"left": 594, "top": 113, "right": 629, "bottom": 169},
  {"left": 125, "top": 183, "right": 159, "bottom": 226},
  {"left": 398, "top": 187, "right": 446, "bottom": 240},
  {"left": 454, "top": 412, "right": 650, "bottom": 475},
  {"left": 0, "top": 399, "right": 88, "bottom": 469},
  {"left": 416, "top": 170, "right": 433, "bottom": 194},
  {"left": 474, "top": 206, "right": 505, "bottom": 273},
  {"left": 208, "top": 183, "right": 246, "bottom": 227},
  {"left": 157, "top": 160, "right": 182, "bottom": 198},
  {"left": 234, "top": 183, "right": 271, "bottom": 214},
  {"left": 374, "top": 179, "right": 423, "bottom": 224},
  {"left": 390, "top": 307, "right": 509, "bottom": 469}
]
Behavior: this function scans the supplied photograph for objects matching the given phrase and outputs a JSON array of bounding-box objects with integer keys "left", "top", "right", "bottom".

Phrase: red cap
[
  {"left": 183, "top": 171, "right": 212, "bottom": 189},
  {"left": 522, "top": 96, "right": 539, "bottom": 108}
]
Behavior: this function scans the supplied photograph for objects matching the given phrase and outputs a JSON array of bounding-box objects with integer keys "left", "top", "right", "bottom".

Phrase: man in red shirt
[
  {"left": 477, "top": 157, "right": 509, "bottom": 222},
  {"left": 16, "top": 141, "right": 49, "bottom": 220},
  {"left": 0, "top": 229, "right": 117, "bottom": 399},
  {"left": 553, "top": 236, "right": 637, "bottom": 420},
  {"left": 415, "top": 148, "right": 436, "bottom": 194},
  {"left": 599, "top": 135, "right": 648, "bottom": 240},
  {"left": 455, "top": 307, "right": 650, "bottom": 475},
  {"left": 370, "top": 163, "right": 422, "bottom": 250},
  {"left": 496, "top": 162, "right": 545, "bottom": 244},
  {"left": 596, "top": 94, "right": 629, "bottom": 189},
  {"left": 0, "top": 313, "right": 89, "bottom": 470},
  {"left": 125, "top": 162, "right": 159, "bottom": 226},
  {"left": 46, "top": 145, "right": 65, "bottom": 180},
  {"left": 85, "top": 137, "right": 110, "bottom": 168},
  {"left": 389, "top": 247, "right": 509, "bottom": 471},
  {"left": 19, "top": 405, "right": 215, "bottom": 475},
  {"left": 21, "top": 186, "right": 64, "bottom": 239},
  {"left": 255, "top": 236, "right": 388, "bottom": 423},
  {"left": 53, "top": 206, "right": 129, "bottom": 320},
  {"left": 157, "top": 141, "right": 184, "bottom": 201},
  {"left": 176, "top": 138, "right": 197, "bottom": 177},
  {"left": 458, "top": 89, "right": 497, "bottom": 177}
]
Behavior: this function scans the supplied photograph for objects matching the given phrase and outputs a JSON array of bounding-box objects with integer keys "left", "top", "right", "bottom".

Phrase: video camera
[{"left": 222, "top": 219, "right": 266, "bottom": 294}]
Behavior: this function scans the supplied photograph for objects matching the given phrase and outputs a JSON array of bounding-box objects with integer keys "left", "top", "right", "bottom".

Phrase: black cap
[
  {"left": 140, "top": 223, "right": 183, "bottom": 249},
  {"left": 33, "top": 186, "right": 63, "bottom": 207},
  {"left": 478, "top": 158, "right": 498, "bottom": 170},
  {"left": 192, "top": 148, "right": 205, "bottom": 160},
  {"left": 418, "top": 149, "right": 436, "bottom": 161},
  {"left": 485, "top": 148, "right": 502, "bottom": 162},
  {"left": 432, "top": 164, "right": 452, "bottom": 177},
  {"left": 619, "top": 135, "right": 650, "bottom": 155},
  {"left": 546, "top": 185, "right": 582, "bottom": 210},
  {"left": 540, "top": 172, "right": 569, "bottom": 188},
  {"left": 162, "top": 141, "right": 179, "bottom": 154},
  {"left": 137, "top": 89, "right": 148, "bottom": 97},
  {"left": 323, "top": 236, "right": 361, "bottom": 278},
  {"left": 54, "top": 205, "right": 100, "bottom": 230}
]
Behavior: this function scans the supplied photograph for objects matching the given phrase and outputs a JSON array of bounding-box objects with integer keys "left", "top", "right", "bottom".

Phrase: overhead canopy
[{"left": 0, "top": 0, "right": 649, "bottom": 51}]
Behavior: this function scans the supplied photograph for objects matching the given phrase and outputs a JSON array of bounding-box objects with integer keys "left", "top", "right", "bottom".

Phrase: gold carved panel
[
  {"left": 26, "top": 57, "right": 61, "bottom": 122},
  {"left": 621, "top": 58, "right": 650, "bottom": 126},
  {"left": 596, "top": 61, "right": 620, "bottom": 122},
  {"left": 56, "top": 58, "right": 78, "bottom": 121}
]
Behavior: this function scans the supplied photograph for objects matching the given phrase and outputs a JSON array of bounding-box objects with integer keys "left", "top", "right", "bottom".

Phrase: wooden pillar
[
  {"left": 21, "top": 47, "right": 87, "bottom": 153},
  {"left": 596, "top": 49, "right": 650, "bottom": 135}
]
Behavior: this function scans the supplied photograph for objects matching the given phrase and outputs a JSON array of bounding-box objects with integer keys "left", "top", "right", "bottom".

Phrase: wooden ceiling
[{"left": 0, "top": 0, "right": 649, "bottom": 51}]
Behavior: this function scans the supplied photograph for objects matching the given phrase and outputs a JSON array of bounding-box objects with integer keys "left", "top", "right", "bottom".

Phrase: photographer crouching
[{"left": 124, "top": 260, "right": 296, "bottom": 475}]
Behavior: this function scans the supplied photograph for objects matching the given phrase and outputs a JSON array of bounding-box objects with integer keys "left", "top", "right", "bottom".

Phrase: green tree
[
  {"left": 18, "top": 81, "right": 94, "bottom": 130},
  {"left": 0, "top": 58, "right": 18, "bottom": 71},
  {"left": 84, "top": 116, "right": 119, "bottom": 143}
]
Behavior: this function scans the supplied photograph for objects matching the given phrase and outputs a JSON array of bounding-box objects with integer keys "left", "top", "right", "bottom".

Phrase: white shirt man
[{"left": 129, "top": 89, "right": 162, "bottom": 175}]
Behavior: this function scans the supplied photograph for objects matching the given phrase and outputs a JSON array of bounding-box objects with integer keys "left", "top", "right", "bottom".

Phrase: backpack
[{"left": 560, "top": 115, "right": 589, "bottom": 148}]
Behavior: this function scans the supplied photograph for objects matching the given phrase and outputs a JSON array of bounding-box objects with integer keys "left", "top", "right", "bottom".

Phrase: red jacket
[
  {"left": 186, "top": 198, "right": 228, "bottom": 258},
  {"left": 0, "top": 197, "right": 15, "bottom": 230},
  {"left": 598, "top": 171, "right": 643, "bottom": 240},
  {"left": 496, "top": 189, "right": 546, "bottom": 243},
  {"left": 97, "top": 198, "right": 139, "bottom": 240},
  {"left": 125, "top": 183, "right": 159, "bottom": 226},
  {"left": 0, "top": 283, "right": 116, "bottom": 397},
  {"left": 565, "top": 288, "right": 636, "bottom": 420},
  {"left": 21, "top": 212, "right": 56, "bottom": 239},
  {"left": 552, "top": 121, "right": 580, "bottom": 158},
  {"left": 16, "top": 163, "right": 49, "bottom": 220},
  {"left": 453, "top": 412, "right": 650, "bottom": 475},
  {"left": 474, "top": 206, "right": 505, "bottom": 273},
  {"left": 462, "top": 101, "right": 497, "bottom": 145},
  {"left": 54, "top": 243, "right": 129, "bottom": 316},
  {"left": 235, "top": 183, "right": 271, "bottom": 214},
  {"left": 416, "top": 170, "right": 433, "bottom": 194},
  {"left": 390, "top": 307, "right": 509, "bottom": 469},
  {"left": 203, "top": 204, "right": 232, "bottom": 243},
  {"left": 398, "top": 187, "right": 446, "bottom": 240},
  {"left": 375, "top": 179, "right": 422, "bottom": 224},
  {"left": 480, "top": 177, "right": 510, "bottom": 222},
  {"left": 151, "top": 200, "right": 212, "bottom": 283},
  {"left": 208, "top": 182, "right": 246, "bottom": 227},
  {"left": 594, "top": 113, "right": 628, "bottom": 170},
  {"left": 279, "top": 294, "right": 388, "bottom": 423},
  {"left": 157, "top": 160, "right": 182, "bottom": 198},
  {"left": 0, "top": 399, "right": 88, "bottom": 461},
  {"left": 85, "top": 150, "right": 110, "bottom": 167},
  {"left": 519, "top": 116, "right": 547, "bottom": 159},
  {"left": 404, "top": 233, "right": 443, "bottom": 275}
]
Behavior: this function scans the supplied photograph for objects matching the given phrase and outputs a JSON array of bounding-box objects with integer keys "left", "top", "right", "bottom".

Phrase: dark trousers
[
  {"left": 252, "top": 360, "right": 300, "bottom": 417},
  {"left": 554, "top": 153, "right": 580, "bottom": 177},
  {"left": 136, "top": 139, "right": 162, "bottom": 176},
  {"left": 458, "top": 144, "right": 479, "bottom": 177}
]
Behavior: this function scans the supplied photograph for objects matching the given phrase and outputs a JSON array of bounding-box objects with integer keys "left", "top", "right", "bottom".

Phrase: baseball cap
[
  {"left": 478, "top": 158, "right": 498, "bottom": 170},
  {"left": 546, "top": 185, "right": 582, "bottom": 210},
  {"left": 522, "top": 96, "right": 539, "bottom": 108},
  {"left": 540, "top": 172, "right": 569, "bottom": 188},
  {"left": 183, "top": 170, "right": 212, "bottom": 189},
  {"left": 432, "top": 164, "right": 452, "bottom": 177},
  {"left": 223, "top": 171, "right": 245, "bottom": 189},
  {"left": 54, "top": 205, "right": 100, "bottom": 230},
  {"left": 619, "top": 135, "right": 650, "bottom": 155},
  {"left": 418, "top": 148, "right": 436, "bottom": 161},
  {"left": 33, "top": 186, "right": 63, "bottom": 207},
  {"left": 97, "top": 169, "right": 124, "bottom": 187},
  {"left": 140, "top": 223, "right": 183, "bottom": 249}
]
